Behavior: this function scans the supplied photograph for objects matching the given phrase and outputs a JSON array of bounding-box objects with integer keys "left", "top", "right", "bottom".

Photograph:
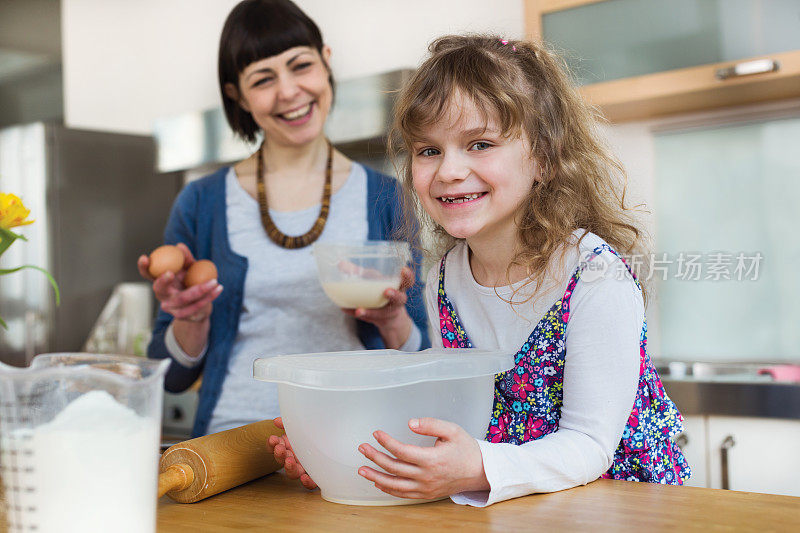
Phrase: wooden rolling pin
[{"left": 158, "top": 419, "right": 284, "bottom": 503}]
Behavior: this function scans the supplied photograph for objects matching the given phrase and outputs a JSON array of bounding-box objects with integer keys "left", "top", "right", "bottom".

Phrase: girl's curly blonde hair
[{"left": 390, "top": 34, "right": 649, "bottom": 304}]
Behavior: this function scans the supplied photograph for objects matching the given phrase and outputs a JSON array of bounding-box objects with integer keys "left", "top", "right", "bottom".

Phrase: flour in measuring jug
[{"left": 6, "top": 390, "right": 159, "bottom": 533}]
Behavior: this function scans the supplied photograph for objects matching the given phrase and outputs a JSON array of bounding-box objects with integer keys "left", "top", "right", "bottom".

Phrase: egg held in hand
[
  {"left": 148, "top": 245, "right": 185, "bottom": 278},
  {"left": 185, "top": 260, "right": 218, "bottom": 287}
]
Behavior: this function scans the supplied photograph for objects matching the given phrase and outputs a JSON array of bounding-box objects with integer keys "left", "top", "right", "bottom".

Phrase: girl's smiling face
[
  {"left": 410, "top": 95, "right": 538, "bottom": 247},
  {"left": 228, "top": 45, "right": 332, "bottom": 148}
]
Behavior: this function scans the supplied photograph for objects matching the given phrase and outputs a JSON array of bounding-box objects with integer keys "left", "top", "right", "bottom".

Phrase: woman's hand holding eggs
[{"left": 137, "top": 244, "right": 222, "bottom": 322}]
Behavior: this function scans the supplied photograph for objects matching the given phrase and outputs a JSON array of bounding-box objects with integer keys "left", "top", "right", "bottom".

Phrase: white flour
[{"left": 3, "top": 390, "right": 159, "bottom": 533}]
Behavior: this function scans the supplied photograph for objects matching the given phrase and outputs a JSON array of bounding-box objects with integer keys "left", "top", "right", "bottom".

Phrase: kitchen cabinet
[
  {"left": 525, "top": 0, "right": 800, "bottom": 122},
  {"left": 706, "top": 416, "right": 800, "bottom": 497},
  {"left": 674, "top": 415, "right": 800, "bottom": 496},
  {"left": 653, "top": 114, "right": 800, "bottom": 362},
  {"left": 674, "top": 415, "right": 707, "bottom": 488}
]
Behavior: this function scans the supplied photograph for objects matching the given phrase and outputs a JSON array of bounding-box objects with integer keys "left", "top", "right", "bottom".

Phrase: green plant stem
[
  {"left": 1, "top": 227, "right": 46, "bottom": 330},
  {"left": 0, "top": 265, "right": 60, "bottom": 305}
]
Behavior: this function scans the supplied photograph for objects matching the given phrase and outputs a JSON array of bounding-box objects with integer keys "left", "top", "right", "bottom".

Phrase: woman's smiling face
[
  {"left": 410, "top": 94, "right": 538, "bottom": 246},
  {"left": 231, "top": 45, "right": 332, "bottom": 147}
]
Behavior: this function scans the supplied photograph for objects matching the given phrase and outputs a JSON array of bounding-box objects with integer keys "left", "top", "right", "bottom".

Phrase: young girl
[{"left": 272, "top": 35, "right": 690, "bottom": 505}]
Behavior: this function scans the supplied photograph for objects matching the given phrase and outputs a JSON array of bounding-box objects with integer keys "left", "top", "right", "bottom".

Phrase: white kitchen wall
[{"left": 61, "top": 0, "right": 524, "bottom": 135}]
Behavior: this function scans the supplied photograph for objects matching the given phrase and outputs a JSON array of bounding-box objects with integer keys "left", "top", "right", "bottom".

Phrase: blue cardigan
[{"left": 147, "top": 165, "right": 430, "bottom": 436}]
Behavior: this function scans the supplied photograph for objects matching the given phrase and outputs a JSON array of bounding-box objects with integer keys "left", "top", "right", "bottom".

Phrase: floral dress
[{"left": 438, "top": 244, "right": 691, "bottom": 484}]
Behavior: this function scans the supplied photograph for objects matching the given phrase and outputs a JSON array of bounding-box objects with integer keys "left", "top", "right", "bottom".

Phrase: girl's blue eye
[
  {"left": 470, "top": 141, "right": 492, "bottom": 151},
  {"left": 419, "top": 148, "right": 440, "bottom": 157}
]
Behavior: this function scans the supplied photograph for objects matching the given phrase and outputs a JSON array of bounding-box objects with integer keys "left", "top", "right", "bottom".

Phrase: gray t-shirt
[
  {"left": 165, "top": 163, "right": 422, "bottom": 433},
  {"left": 206, "top": 164, "right": 370, "bottom": 433}
]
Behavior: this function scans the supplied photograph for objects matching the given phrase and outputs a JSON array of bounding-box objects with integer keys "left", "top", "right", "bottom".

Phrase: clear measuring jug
[{"left": 0, "top": 353, "right": 170, "bottom": 533}]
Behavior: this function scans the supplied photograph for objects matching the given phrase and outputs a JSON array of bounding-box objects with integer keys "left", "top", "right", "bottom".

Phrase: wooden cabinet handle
[
  {"left": 675, "top": 434, "right": 688, "bottom": 449},
  {"left": 720, "top": 435, "right": 736, "bottom": 490}
]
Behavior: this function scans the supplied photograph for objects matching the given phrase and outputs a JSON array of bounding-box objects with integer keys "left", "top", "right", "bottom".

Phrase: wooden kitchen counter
[{"left": 155, "top": 473, "right": 800, "bottom": 532}]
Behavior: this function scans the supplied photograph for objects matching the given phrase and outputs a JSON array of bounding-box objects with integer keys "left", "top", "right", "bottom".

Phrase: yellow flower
[{"left": 0, "top": 192, "right": 34, "bottom": 229}]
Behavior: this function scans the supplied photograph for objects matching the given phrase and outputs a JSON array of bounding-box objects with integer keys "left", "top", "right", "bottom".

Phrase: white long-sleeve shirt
[{"left": 425, "top": 231, "right": 643, "bottom": 506}]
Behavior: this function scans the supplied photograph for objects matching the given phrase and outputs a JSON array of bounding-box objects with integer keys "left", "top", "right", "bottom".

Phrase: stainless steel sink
[
  {"left": 653, "top": 361, "right": 800, "bottom": 419},
  {"left": 656, "top": 361, "right": 774, "bottom": 382}
]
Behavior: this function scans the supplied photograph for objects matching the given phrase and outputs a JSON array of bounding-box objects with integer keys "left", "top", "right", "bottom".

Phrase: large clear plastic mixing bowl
[
  {"left": 0, "top": 353, "right": 169, "bottom": 532},
  {"left": 254, "top": 348, "right": 514, "bottom": 506}
]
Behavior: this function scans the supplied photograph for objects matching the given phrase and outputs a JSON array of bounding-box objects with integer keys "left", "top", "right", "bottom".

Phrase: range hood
[
  {"left": 0, "top": 48, "right": 63, "bottom": 129},
  {"left": 153, "top": 69, "right": 412, "bottom": 173}
]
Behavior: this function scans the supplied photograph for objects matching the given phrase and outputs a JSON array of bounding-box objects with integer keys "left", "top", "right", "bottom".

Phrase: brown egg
[
  {"left": 185, "top": 260, "right": 218, "bottom": 287},
  {"left": 148, "top": 245, "right": 185, "bottom": 278}
]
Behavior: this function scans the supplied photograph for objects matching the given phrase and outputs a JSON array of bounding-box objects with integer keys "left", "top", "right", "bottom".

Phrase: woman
[{"left": 139, "top": 0, "right": 429, "bottom": 437}]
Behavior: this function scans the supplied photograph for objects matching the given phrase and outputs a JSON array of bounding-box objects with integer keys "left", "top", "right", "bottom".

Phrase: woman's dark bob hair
[{"left": 218, "top": 0, "right": 334, "bottom": 143}]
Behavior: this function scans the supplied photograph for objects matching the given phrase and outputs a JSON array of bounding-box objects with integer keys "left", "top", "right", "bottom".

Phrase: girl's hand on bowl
[
  {"left": 357, "top": 417, "right": 489, "bottom": 500},
  {"left": 267, "top": 417, "right": 317, "bottom": 490},
  {"left": 341, "top": 266, "right": 414, "bottom": 349},
  {"left": 137, "top": 243, "right": 223, "bottom": 322}
]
